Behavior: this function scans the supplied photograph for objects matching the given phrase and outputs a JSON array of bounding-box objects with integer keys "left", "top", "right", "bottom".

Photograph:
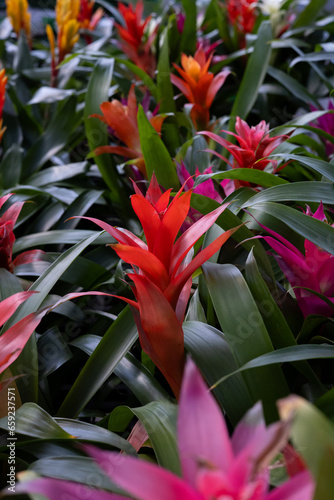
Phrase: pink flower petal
[
  {"left": 15, "top": 477, "right": 120, "bottom": 500},
  {"left": 178, "top": 359, "right": 233, "bottom": 487},
  {"left": 84, "top": 445, "right": 202, "bottom": 500}
]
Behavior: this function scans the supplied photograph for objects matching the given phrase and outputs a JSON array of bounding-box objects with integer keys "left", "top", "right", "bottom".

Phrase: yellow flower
[{"left": 6, "top": 0, "right": 31, "bottom": 46}]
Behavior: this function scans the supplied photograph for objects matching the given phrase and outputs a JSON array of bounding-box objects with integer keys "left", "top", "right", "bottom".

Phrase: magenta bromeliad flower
[
  {"left": 14, "top": 358, "right": 314, "bottom": 500},
  {"left": 199, "top": 117, "right": 288, "bottom": 193},
  {"left": 261, "top": 202, "right": 334, "bottom": 317}
]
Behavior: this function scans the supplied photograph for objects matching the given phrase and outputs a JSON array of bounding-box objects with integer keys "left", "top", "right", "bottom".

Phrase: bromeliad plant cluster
[{"left": 1, "top": 0, "right": 334, "bottom": 499}]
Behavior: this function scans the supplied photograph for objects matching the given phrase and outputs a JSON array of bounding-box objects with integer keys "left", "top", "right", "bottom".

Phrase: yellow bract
[
  {"left": 59, "top": 18, "right": 80, "bottom": 60},
  {"left": 181, "top": 55, "right": 202, "bottom": 82},
  {"left": 6, "top": 0, "right": 31, "bottom": 43},
  {"left": 56, "top": 0, "right": 80, "bottom": 27}
]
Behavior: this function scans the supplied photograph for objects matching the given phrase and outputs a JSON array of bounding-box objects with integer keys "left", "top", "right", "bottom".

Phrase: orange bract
[
  {"left": 171, "top": 48, "right": 230, "bottom": 130},
  {"left": 92, "top": 85, "right": 165, "bottom": 177}
]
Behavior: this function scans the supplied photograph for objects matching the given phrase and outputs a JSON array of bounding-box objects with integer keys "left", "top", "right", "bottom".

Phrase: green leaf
[
  {"left": 212, "top": 344, "right": 334, "bottom": 387},
  {"left": 57, "top": 306, "right": 138, "bottom": 418},
  {"left": 241, "top": 181, "right": 334, "bottom": 208},
  {"left": 278, "top": 396, "right": 334, "bottom": 486},
  {"left": 314, "top": 446, "right": 334, "bottom": 500},
  {"left": 114, "top": 57, "right": 157, "bottom": 99},
  {"left": 14, "top": 230, "right": 111, "bottom": 253},
  {"left": 190, "top": 194, "right": 274, "bottom": 278},
  {"left": 28, "top": 87, "right": 76, "bottom": 105},
  {"left": 0, "top": 403, "right": 71, "bottom": 439},
  {"left": 84, "top": 58, "right": 125, "bottom": 206},
  {"left": 30, "top": 457, "right": 125, "bottom": 494},
  {"left": 271, "top": 110, "right": 331, "bottom": 135},
  {"left": 71, "top": 335, "right": 170, "bottom": 404},
  {"left": 183, "top": 321, "right": 253, "bottom": 425},
  {"left": 137, "top": 105, "right": 179, "bottom": 189},
  {"left": 22, "top": 97, "right": 78, "bottom": 175},
  {"left": 131, "top": 401, "right": 180, "bottom": 475},
  {"left": 7, "top": 231, "right": 103, "bottom": 403},
  {"left": 245, "top": 249, "right": 322, "bottom": 386},
  {"left": 180, "top": 0, "right": 197, "bottom": 53},
  {"left": 293, "top": 0, "right": 327, "bottom": 27},
  {"left": 269, "top": 153, "right": 334, "bottom": 182},
  {"left": 54, "top": 418, "right": 135, "bottom": 454},
  {"left": 203, "top": 262, "right": 289, "bottom": 422},
  {"left": 195, "top": 169, "right": 288, "bottom": 189},
  {"left": 247, "top": 202, "right": 334, "bottom": 255},
  {"left": 27, "top": 162, "right": 88, "bottom": 187},
  {"left": 230, "top": 21, "right": 272, "bottom": 127},
  {"left": 0, "top": 145, "right": 23, "bottom": 189},
  {"left": 157, "top": 30, "right": 176, "bottom": 113},
  {"left": 267, "top": 66, "right": 319, "bottom": 107}
]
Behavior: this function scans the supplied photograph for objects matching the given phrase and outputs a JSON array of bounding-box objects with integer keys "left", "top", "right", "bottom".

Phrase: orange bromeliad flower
[
  {"left": 78, "top": 0, "right": 103, "bottom": 30},
  {"left": 6, "top": 0, "right": 31, "bottom": 47},
  {"left": 46, "top": 0, "right": 81, "bottom": 85},
  {"left": 171, "top": 47, "right": 230, "bottom": 130},
  {"left": 0, "top": 69, "right": 7, "bottom": 143},
  {"left": 80, "top": 174, "right": 238, "bottom": 397},
  {"left": 116, "top": 0, "right": 157, "bottom": 77},
  {"left": 91, "top": 84, "right": 165, "bottom": 177}
]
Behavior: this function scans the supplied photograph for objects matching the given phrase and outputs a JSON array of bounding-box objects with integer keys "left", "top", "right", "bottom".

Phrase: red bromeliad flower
[
  {"left": 171, "top": 47, "right": 230, "bottom": 130},
  {"left": 226, "top": 0, "right": 258, "bottom": 45},
  {"left": 116, "top": 0, "right": 157, "bottom": 77},
  {"left": 91, "top": 84, "right": 165, "bottom": 177},
  {"left": 261, "top": 203, "right": 334, "bottom": 318},
  {"left": 199, "top": 117, "right": 288, "bottom": 192},
  {"left": 78, "top": 0, "right": 103, "bottom": 30},
  {"left": 77, "top": 0, "right": 103, "bottom": 44},
  {"left": 78, "top": 174, "right": 238, "bottom": 397},
  {"left": 0, "top": 68, "right": 7, "bottom": 143},
  {"left": 0, "top": 193, "right": 45, "bottom": 272}
]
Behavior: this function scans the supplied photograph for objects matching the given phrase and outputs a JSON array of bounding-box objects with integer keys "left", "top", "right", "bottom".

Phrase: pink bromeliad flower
[
  {"left": 14, "top": 359, "right": 314, "bottom": 500},
  {"left": 199, "top": 117, "right": 288, "bottom": 193},
  {"left": 261, "top": 202, "right": 334, "bottom": 317}
]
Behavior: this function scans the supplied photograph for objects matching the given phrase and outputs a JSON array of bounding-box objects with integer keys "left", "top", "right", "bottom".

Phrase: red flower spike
[
  {"left": 83, "top": 174, "right": 236, "bottom": 397},
  {"left": 226, "top": 0, "right": 258, "bottom": 47},
  {"left": 116, "top": 0, "right": 156, "bottom": 76}
]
